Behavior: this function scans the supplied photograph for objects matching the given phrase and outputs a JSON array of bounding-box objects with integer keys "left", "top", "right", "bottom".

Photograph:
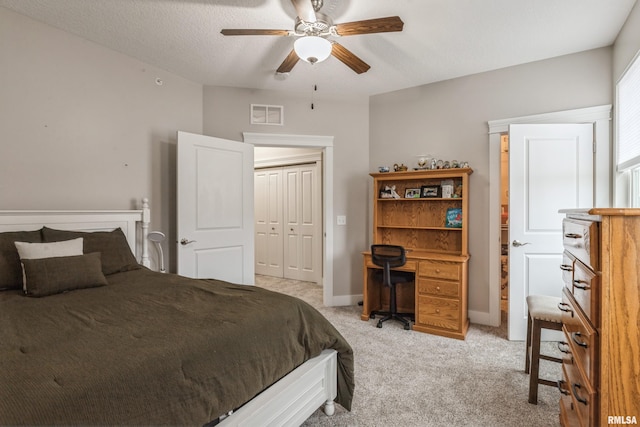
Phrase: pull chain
[{"left": 311, "top": 84, "right": 317, "bottom": 110}]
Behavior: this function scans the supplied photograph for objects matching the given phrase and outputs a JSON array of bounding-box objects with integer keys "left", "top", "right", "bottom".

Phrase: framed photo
[
  {"left": 405, "top": 188, "right": 421, "bottom": 199},
  {"left": 421, "top": 185, "right": 440, "bottom": 198}
]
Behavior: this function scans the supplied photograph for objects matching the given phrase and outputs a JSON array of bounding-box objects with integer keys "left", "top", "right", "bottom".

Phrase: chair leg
[
  {"left": 525, "top": 312, "right": 532, "bottom": 374},
  {"left": 374, "top": 283, "right": 412, "bottom": 329},
  {"left": 528, "top": 319, "right": 542, "bottom": 404}
]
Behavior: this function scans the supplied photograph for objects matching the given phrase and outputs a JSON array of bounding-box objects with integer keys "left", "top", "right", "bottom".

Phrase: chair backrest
[{"left": 371, "top": 244, "right": 406, "bottom": 269}]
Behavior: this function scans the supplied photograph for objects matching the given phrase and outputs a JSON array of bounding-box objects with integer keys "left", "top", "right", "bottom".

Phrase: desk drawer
[
  {"left": 418, "top": 260, "right": 461, "bottom": 281},
  {"left": 562, "top": 219, "right": 598, "bottom": 270},
  {"left": 417, "top": 295, "right": 460, "bottom": 331},
  {"left": 417, "top": 278, "right": 459, "bottom": 298},
  {"left": 365, "top": 259, "right": 417, "bottom": 272}
]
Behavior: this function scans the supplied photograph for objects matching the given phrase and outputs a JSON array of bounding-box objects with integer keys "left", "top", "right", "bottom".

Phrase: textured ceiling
[{"left": 1, "top": 0, "right": 636, "bottom": 96}]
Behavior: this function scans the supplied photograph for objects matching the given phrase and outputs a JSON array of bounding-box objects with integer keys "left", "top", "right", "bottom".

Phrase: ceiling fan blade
[
  {"left": 220, "top": 29, "right": 290, "bottom": 36},
  {"left": 331, "top": 43, "right": 370, "bottom": 74},
  {"left": 335, "top": 16, "right": 404, "bottom": 36},
  {"left": 290, "top": 0, "right": 317, "bottom": 23},
  {"left": 277, "top": 49, "right": 300, "bottom": 73}
]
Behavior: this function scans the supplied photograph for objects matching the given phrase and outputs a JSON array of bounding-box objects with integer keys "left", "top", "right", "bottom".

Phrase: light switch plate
[{"left": 336, "top": 215, "right": 346, "bottom": 225}]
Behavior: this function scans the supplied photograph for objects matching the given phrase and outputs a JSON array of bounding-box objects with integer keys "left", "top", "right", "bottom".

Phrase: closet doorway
[{"left": 254, "top": 146, "right": 323, "bottom": 284}]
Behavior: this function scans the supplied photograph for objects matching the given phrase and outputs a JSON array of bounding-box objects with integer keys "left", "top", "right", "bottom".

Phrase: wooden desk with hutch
[{"left": 361, "top": 168, "right": 472, "bottom": 340}]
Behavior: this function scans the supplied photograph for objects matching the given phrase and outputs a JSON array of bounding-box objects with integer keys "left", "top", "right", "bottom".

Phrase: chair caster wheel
[
  {"left": 404, "top": 324, "right": 411, "bottom": 330},
  {"left": 370, "top": 314, "right": 375, "bottom": 319},
  {"left": 376, "top": 321, "right": 383, "bottom": 328}
]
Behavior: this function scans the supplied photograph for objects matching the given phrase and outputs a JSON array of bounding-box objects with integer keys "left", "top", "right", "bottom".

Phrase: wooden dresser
[
  {"left": 558, "top": 209, "right": 640, "bottom": 427},
  {"left": 361, "top": 168, "right": 472, "bottom": 340}
]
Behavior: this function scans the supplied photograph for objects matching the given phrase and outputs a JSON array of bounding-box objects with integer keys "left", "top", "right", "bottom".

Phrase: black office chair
[{"left": 369, "top": 244, "right": 414, "bottom": 330}]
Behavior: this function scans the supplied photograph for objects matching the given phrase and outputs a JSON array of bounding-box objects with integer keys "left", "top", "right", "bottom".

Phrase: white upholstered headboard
[{"left": 0, "top": 198, "right": 151, "bottom": 267}]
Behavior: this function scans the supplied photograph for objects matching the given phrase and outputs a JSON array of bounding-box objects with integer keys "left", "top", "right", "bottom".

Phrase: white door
[
  {"left": 284, "top": 164, "right": 322, "bottom": 282},
  {"left": 177, "top": 131, "right": 254, "bottom": 285},
  {"left": 508, "top": 124, "right": 593, "bottom": 340},
  {"left": 254, "top": 168, "right": 284, "bottom": 277}
]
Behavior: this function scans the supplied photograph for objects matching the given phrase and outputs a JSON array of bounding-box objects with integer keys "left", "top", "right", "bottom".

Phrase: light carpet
[{"left": 255, "top": 275, "right": 561, "bottom": 427}]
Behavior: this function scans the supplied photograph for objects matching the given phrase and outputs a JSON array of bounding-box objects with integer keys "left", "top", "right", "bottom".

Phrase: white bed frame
[{"left": 0, "top": 198, "right": 337, "bottom": 427}]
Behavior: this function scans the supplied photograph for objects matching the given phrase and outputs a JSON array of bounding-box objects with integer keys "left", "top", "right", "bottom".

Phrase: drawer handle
[
  {"left": 557, "top": 302, "right": 573, "bottom": 317},
  {"left": 572, "top": 332, "right": 588, "bottom": 348},
  {"left": 559, "top": 264, "right": 573, "bottom": 272},
  {"left": 557, "top": 341, "right": 571, "bottom": 354},
  {"left": 556, "top": 379, "right": 570, "bottom": 396},
  {"left": 564, "top": 233, "right": 582, "bottom": 239},
  {"left": 573, "top": 279, "right": 591, "bottom": 290},
  {"left": 572, "top": 383, "right": 588, "bottom": 405}
]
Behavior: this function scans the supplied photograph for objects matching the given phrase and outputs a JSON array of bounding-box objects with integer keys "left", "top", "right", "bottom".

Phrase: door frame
[
  {"left": 243, "top": 132, "right": 335, "bottom": 307},
  {"left": 486, "top": 105, "right": 611, "bottom": 327}
]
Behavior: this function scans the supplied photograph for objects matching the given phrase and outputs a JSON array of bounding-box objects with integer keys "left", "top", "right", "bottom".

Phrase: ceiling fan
[{"left": 220, "top": 0, "right": 404, "bottom": 74}]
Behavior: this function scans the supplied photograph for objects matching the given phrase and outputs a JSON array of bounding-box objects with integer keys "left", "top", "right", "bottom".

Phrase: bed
[{"left": 0, "top": 199, "right": 354, "bottom": 426}]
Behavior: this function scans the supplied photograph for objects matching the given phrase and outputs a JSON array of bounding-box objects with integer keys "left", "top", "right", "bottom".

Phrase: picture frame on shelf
[
  {"left": 421, "top": 185, "right": 441, "bottom": 198},
  {"left": 405, "top": 188, "right": 421, "bottom": 199}
]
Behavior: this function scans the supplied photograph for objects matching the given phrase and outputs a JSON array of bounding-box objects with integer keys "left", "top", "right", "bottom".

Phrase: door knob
[
  {"left": 512, "top": 239, "right": 530, "bottom": 247},
  {"left": 180, "top": 238, "right": 197, "bottom": 246}
]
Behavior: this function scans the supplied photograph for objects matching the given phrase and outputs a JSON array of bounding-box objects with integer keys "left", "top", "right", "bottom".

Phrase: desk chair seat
[
  {"left": 369, "top": 244, "right": 414, "bottom": 330},
  {"left": 525, "top": 294, "right": 563, "bottom": 404}
]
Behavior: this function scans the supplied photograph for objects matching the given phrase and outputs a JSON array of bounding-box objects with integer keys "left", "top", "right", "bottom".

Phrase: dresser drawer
[
  {"left": 417, "top": 278, "right": 459, "bottom": 298},
  {"left": 560, "top": 251, "right": 575, "bottom": 288},
  {"left": 564, "top": 350, "right": 596, "bottom": 427},
  {"left": 571, "top": 259, "right": 599, "bottom": 327},
  {"left": 561, "top": 288, "right": 598, "bottom": 386},
  {"left": 559, "top": 364, "right": 582, "bottom": 427},
  {"left": 562, "top": 219, "right": 599, "bottom": 270},
  {"left": 418, "top": 260, "right": 461, "bottom": 281},
  {"left": 416, "top": 295, "right": 460, "bottom": 331}
]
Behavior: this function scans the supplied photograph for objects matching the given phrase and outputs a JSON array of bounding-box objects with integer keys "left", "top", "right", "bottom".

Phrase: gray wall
[
  {"left": 613, "top": 0, "right": 640, "bottom": 82},
  {"left": 0, "top": 7, "right": 203, "bottom": 271},
  {"left": 203, "top": 86, "right": 369, "bottom": 298},
  {"left": 370, "top": 47, "right": 613, "bottom": 317},
  {"left": 612, "top": 1, "right": 640, "bottom": 206},
  {"left": 4, "top": 2, "right": 638, "bottom": 316}
]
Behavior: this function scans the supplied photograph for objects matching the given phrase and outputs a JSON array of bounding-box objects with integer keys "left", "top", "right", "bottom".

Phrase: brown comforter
[{"left": 0, "top": 268, "right": 354, "bottom": 425}]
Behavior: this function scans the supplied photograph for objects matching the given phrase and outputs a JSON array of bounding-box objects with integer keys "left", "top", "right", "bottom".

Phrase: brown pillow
[
  {"left": 21, "top": 252, "right": 108, "bottom": 297},
  {"left": 42, "top": 227, "right": 139, "bottom": 275},
  {"left": 0, "top": 229, "right": 43, "bottom": 290}
]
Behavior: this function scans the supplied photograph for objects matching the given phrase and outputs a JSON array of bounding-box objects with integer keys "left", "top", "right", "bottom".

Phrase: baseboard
[
  {"left": 328, "top": 294, "right": 362, "bottom": 307},
  {"left": 469, "top": 310, "right": 497, "bottom": 326}
]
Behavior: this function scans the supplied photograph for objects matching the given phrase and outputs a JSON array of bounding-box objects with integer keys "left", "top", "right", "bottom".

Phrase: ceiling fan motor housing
[{"left": 295, "top": 13, "right": 333, "bottom": 36}]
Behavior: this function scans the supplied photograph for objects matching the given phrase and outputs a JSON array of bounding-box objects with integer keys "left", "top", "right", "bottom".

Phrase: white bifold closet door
[{"left": 254, "top": 163, "right": 321, "bottom": 283}]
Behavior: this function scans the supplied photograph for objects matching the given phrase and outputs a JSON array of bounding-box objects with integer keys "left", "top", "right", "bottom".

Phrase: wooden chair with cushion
[{"left": 524, "top": 294, "right": 563, "bottom": 404}]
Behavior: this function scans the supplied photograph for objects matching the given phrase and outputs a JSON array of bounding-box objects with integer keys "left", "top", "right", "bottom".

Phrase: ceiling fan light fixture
[{"left": 294, "top": 36, "right": 332, "bottom": 64}]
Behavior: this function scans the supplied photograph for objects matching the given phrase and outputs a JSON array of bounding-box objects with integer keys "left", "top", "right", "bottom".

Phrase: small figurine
[
  {"left": 380, "top": 185, "right": 401, "bottom": 199},
  {"left": 454, "top": 184, "right": 463, "bottom": 198}
]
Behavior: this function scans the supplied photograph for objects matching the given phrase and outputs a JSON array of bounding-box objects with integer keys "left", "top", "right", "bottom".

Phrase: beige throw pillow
[{"left": 14, "top": 238, "right": 84, "bottom": 292}]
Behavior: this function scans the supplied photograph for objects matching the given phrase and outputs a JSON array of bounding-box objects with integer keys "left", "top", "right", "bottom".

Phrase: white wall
[
  {"left": 0, "top": 7, "right": 203, "bottom": 271},
  {"left": 203, "top": 86, "right": 369, "bottom": 299},
  {"left": 370, "top": 47, "right": 613, "bottom": 318}
]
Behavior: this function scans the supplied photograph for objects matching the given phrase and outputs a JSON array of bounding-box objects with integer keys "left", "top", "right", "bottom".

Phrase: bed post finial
[{"left": 141, "top": 198, "right": 151, "bottom": 268}]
